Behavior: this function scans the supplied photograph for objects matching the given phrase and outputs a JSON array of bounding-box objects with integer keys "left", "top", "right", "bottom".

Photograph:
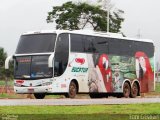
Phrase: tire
[
  {"left": 123, "top": 82, "right": 131, "bottom": 98},
  {"left": 130, "top": 82, "right": 138, "bottom": 98},
  {"left": 65, "top": 81, "right": 77, "bottom": 98},
  {"left": 34, "top": 93, "right": 45, "bottom": 99}
]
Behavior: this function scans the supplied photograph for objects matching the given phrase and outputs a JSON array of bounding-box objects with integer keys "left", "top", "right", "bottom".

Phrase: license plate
[{"left": 28, "top": 88, "right": 34, "bottom": 93}]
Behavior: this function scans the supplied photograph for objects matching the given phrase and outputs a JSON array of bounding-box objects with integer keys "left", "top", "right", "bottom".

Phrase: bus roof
[{"left": 22, "top": 30, "right": 154, "bottom": 43}]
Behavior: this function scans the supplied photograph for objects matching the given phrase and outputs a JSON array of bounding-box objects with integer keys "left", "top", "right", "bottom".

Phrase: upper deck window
[{"left": 16, "top": 33, "right": 56, "bottom": 54}]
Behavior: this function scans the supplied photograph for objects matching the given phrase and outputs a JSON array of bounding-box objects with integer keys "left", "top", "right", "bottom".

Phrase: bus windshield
[
  {"left": 14, "top": 55, "right": 53, "bottom": 79},
  {"left": 16, "top": 33, "right": 56, "bottom": 54}
]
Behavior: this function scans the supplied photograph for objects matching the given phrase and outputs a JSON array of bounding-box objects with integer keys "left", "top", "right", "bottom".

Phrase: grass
[
  {"left": 0, "top": 104, "right": 160, "bottom": 114},
  {"left": 0, "top": 104, "right": 160, "bottom": 120},
  {"left": 0, "top": 93, "right": 20, "bottom": 99},
  {"left": 0, "top": 80, "right": 13, "bottom": 86},
  {"left": 45, "top": 95, "right": 64, "bottom": 99},
  {"left": 155, "top": 82, "right": 160, "bottom": 93}
]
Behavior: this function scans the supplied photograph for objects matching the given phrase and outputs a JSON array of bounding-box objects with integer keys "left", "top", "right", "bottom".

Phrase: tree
[
  {"left": 0, "top": 47, "right": 7, "bottom": 66},
  {"left": 0, "top": 47, "right": 13, "bottom": 79},
  {"left": 98, "top": 0, "right": 124, "bottom": 32},
  {"left": 47, "top": 1, "right": 124, "bottom": 33},
  {"left": 0, "top": 47, "right": 7, "bottom": 79}
]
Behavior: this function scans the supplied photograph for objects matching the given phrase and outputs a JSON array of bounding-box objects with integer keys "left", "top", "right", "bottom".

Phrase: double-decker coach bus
[{"left": 5, "top": 30, "right": 155, "bottom": 99}]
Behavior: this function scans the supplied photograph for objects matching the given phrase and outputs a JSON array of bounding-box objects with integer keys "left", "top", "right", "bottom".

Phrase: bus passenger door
[{"left": 54, "top": 34, "right": 69, "bottom": 77}]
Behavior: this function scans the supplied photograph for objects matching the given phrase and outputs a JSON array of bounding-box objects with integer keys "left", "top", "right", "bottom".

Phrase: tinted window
[
  {"left": 71, "top": 34, "right": 84, "bottom": 52},
  {"left": 14, "top": 55, "right": 52, "bottom": 79},
  {"left": 109, "top": 38, "right": 122, "bottom": 55},
  {"left": 109, "top": 38, "right": 132, "bottom": 56},
  {"left": 119, "top": 40, "right": 132, "bottom": 55},
  {"left": 31, "top": 56, "right": 52, "bottom": 78},
  {"left": 71, "top": 34, "right": 98, "bottom": 53},
  {"left": 16, "top": 33, "right": 56, "bottom": 54},
  {"left": 84, "top": 36, "right": 95, "bottom": 53},
  {"left": 14, "top": 56, "right": 31, "bottom": 78},
  {"left": 133, "top": 41, "right": 154, "bottom": 57},
  {"left": 93, "top": 37, "right": 109, "bottom": 54},
  {"left": 71, "top": 34, "right": 154, "bottom": 57}
]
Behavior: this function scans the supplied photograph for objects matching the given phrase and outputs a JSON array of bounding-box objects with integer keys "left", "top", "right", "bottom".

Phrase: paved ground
[{"left": 0, "top": 98, "right": 160, "bottom": 106}]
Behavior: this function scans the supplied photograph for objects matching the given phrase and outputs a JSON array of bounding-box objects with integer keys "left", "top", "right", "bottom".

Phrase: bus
[{"left": 5, "top": 30, "right": 155, "bottom": 99}]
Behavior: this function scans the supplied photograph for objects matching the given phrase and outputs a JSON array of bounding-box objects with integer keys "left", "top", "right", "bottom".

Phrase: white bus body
[{"left": 5, "top": 30, "right": 155, "bottom": 99}]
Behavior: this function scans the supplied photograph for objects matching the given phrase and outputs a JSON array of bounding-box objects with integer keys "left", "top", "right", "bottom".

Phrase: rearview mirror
[
  {"left": 48, "top": 53, "right": 54, "bottom": 68},
  {"left": 5, "top": 56, "right": 13, "bottom": 69}
]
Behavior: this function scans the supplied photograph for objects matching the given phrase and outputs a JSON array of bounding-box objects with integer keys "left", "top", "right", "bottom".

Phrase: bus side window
[
  {"left": 71, "top": 34, "right": 84, "bottom": 52},
  {"left": 84, "top": 35, "right": 96, "bottom": 53},
  {"left": 93, "top": 37, "right": 109, "bottom": 54},
  {"left": 108, "top": 38, "right": 132, "bottom": 56},
  {"left": 133, "top": 41, "right": 154, "bottom": 58}
]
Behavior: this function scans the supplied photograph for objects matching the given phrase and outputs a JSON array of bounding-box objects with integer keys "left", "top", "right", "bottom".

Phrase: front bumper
[{"left": 14, "top": 86, "right": 52, "bottom": 94}]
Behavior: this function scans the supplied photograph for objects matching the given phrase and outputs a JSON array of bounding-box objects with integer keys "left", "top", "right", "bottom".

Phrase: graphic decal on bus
[
  {"left": 135, "top": 51, "right": 154, "bottom": 92},
  {"left": 69, "top": 54, "right": 86, "bottom": 67},
  {"left": 75, "top": 58, "right": 85, "bottom": 65},
  {"left": 110, "top": 55, "right": 137, "bottom": 92},
  {"left": 88, "top": 54, "right": 106, "bottom": 92},
  {"left": 69, "top": 54, "right": 88, "bottom": 73},
  {"left": 97, "top": 54, "right": 113, "bottom": 92},
  {"left": 87, "top": 52, "right": 154, "bottom": 93},
  {"left": 71, "top": 67, "right": 88, "bottom": 73},
  {"left": 88, "top": 54, "right": 132, "bottom": 93}
]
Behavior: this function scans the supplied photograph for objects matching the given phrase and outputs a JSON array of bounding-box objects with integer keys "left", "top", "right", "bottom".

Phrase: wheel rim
[
  {"left": 69, "top": 82, "right": 76, "bottom": 98},
  {"left": 123, "top": 83, "right": 130, "bottom": 98},
  {"left": 132, "top": 83, "right": 138, "bottom": 97}
]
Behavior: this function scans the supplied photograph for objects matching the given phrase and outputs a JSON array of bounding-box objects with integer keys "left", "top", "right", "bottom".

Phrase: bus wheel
[
  {"left": 130, "top": 82, "right": 138, "bottom": 98},
  {"left": 66, "top": 81, "right": 77, "bottom": 98},
  {"left": 123, "top": 82, "right": 131, "bottom": 98},
  {"left": 34, "top": 93, "right": 45, "bottom": 99}
]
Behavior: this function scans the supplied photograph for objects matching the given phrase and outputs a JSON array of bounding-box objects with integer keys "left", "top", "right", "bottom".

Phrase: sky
[{"left": 0, "top": 0, "right": 160, "bottom": 65}]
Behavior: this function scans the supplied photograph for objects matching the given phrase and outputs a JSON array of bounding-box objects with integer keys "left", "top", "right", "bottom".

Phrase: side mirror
[
  {"left": 5, "top": 56, "right": 13, "bottom": 69},
  {"left": 48, "top": 53, "right": 54, "bottom": 68}
]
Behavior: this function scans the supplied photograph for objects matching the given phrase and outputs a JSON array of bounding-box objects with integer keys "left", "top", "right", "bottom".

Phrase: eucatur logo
[{"left": 75, "top": 58, "right": 85, "bottom": 65}]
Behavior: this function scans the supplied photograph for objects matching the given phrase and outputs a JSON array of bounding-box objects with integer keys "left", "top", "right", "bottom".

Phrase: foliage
[
  {"left": 0, "top": 47, "right": 7, "bottom": 79},
  {"left": 155, "top": 82, "right": 160, "bottom": 92},
  {"left": 0, "top": 47, "right": 7, "bottom": 65},
  {"left": 47, "top": 1, "right": 124, "bottom": 33},
  {"left": 0, "top": 93, "right": 22, "bottom": 99},
  {"left": 0, "top": 47, "right": 13, "bottom": 79},
  {"left": 0, "top": 80, "right": 13, "bottom": 86}
]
